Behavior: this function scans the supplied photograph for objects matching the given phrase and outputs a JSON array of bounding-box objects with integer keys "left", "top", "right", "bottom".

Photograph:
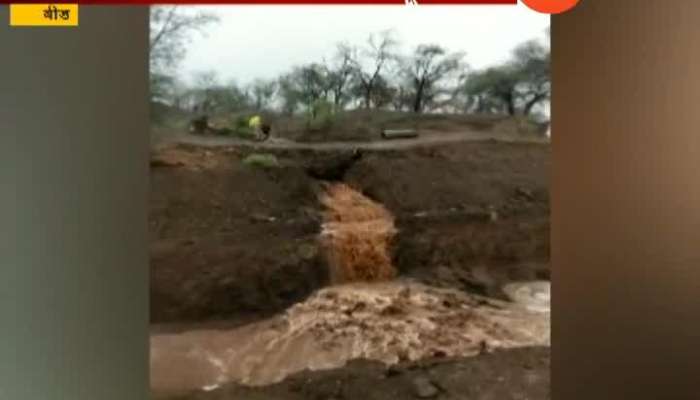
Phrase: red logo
[{"left": 521, "top": 0, "right": 580, "bottom": 14}]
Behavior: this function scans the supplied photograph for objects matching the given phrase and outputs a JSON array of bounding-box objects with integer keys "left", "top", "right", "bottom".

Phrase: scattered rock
[
  {"left": 250, "top": 213, "right": 276, "bottom": 223},
  {"left": 380, "top": 304, "right": 404, "bottom": 316},
  {"left": 412, "top": 376, "right": 440, "bottom": 398},
  {"left": 385, "top": 365, "right": 403, "bottom": 377},
  {"left": 479, "top": 341, "right": 492, "bottom": 354},
  {"left": 488, "top": 206, "right": 499, "bottom": 222},
  {"left": 515, "top": 187, "right": 535, "bottom": 201},
  {"left": 432, "top": 350, "right": 447, "bottom": 358},
  {"left": 297, "top": 243, "right": 318, "bottom": 260},
  {"left": 150, "top": 158, "right": 185, "bottom": 168}
]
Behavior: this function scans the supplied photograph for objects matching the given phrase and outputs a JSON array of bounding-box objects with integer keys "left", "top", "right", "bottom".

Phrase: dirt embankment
[
  {"left": 345, "top": 141, "right": 550, "bottom": 298},
  {"left": 150, "top": 145, "right": 327, "bottom": 324},
  {"left": 150, "top": 140, "right": 550, "bottom": 325}
]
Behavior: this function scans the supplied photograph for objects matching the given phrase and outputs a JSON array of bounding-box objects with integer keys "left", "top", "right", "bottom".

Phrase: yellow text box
[{"left": 10, "top": 4, "right": 79, "bottom": 27}]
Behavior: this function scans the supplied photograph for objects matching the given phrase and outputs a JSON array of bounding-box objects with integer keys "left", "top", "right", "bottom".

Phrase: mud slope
[
  {"left": 150, "top": 145, "right": 326, "bottom": 324},
  {"left": 150, "top": 140, "right": 550, "bottom": 324},
  {"left": 345, "top": 141, "right": 551, "bottom": 298}
]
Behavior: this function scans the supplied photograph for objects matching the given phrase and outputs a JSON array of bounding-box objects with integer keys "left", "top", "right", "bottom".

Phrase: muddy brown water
[
  {"left": 150, "top": 182, "right": 550, "bottom": 395},
  {"left": 150, "top": 282, "right": 550, "bottom": 394},
  {"left": 319, "top": 183, "right": 398, "bottom": 283}
]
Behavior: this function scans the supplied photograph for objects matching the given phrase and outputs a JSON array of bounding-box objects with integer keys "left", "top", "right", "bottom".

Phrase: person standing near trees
[{"left": 248, "top": 114, "right": 271, "bottom": 141}]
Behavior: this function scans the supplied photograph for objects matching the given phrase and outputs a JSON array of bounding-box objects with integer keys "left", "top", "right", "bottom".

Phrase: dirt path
[{"left": 158, "top": 129, "right": 547, "bottom": 152}]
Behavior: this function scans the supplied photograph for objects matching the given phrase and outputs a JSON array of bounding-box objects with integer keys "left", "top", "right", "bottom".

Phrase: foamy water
[
  {"left": 502, "top": 281, "right": 551, "bottom": 313},
  {"left": 151, "top": 184, "right": 550, "bottom": 394},
  {"left": 151, "top": 282, "right": 550, "bottom": 393},
  {"left": 319, "top": 183, "right": 398, "bottom": 283}
]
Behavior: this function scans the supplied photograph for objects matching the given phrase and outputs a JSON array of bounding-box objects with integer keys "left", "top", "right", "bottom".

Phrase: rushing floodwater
[{"left": 150, "top": 184, "right": 550, "bottom": 395}]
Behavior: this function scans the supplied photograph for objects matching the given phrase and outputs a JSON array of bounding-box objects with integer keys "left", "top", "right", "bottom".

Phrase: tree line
[{"left": 150, "top": 7, "right": 550, "bottom": 120}]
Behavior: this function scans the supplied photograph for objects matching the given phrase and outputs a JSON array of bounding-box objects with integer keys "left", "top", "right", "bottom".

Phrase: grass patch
[
  {"left": 242, "top": 153, "right": 279, "bottom": 169},
  {"left": 232, "top": 126, "right": 257, "bottom": 139}
]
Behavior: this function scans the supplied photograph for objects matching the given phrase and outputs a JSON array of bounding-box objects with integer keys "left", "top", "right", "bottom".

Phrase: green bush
[
  {"left": 234, "top": 115, "right": 251, "bottom": 128},
  {"left": 306, "top": 99, "right": 335, "bottom": 132},
  {"left": 242, "top": 153, "right": 279, "bottom": 169},
  {"left": 232, "top": 126, "right": 256, "bottom": 139},
  {"left": 215, "top": 127, "right": 234, "bottom": 136}
]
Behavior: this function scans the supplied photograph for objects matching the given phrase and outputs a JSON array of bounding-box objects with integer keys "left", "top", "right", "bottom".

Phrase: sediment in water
[
  {"left": 318, "top": 183, "right": 398, "bottom": 283},
  {"left": 150, "top": 282, "right": 551, "bottom": 391}
]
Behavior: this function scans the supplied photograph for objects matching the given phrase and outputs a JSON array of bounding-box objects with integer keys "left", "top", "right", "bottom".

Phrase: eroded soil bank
[
  {"left": 149, "top": 139, "right": 551, "bottom": 399},
  {"left": 150, "top": 141, "right": 550, "bottom": 326}
]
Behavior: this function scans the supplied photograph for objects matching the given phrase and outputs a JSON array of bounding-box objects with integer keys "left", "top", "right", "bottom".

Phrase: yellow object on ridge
[{"left": 248, "top": 115, "right": 262, "bottom": 128}]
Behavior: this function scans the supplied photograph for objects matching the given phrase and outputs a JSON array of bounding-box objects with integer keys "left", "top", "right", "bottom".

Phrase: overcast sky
[{"left": 177, "top": 5, "right": 550, "bottom": 86}]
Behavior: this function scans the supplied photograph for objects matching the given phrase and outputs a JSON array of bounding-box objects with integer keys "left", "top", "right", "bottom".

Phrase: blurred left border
[{"left": 0, "top": 6, "right": 149, "bottom": 400}]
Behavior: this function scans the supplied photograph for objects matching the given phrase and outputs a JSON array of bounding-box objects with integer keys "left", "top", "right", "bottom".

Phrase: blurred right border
[{"left": 553, "top": 1, "right": 700, "bottom": 399}]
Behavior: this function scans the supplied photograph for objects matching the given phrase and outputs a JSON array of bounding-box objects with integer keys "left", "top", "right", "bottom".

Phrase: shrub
[
  {"left": 233, "top": 114, "right": 251, "bottom": 128},
  {"left": 306, "top": 99, "right": 335, "bottom": 132},
  {"left": 232, "top": 126, "right": 256, "bottom": 139},
  {"left": 242, "top": 153, "right": 279, "bottom": 169}
]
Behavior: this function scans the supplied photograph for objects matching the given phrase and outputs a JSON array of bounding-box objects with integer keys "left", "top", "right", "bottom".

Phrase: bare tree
[
  {"left": 401, "top": 44, "right": 465, "bottom": 113},
  {"left": 294, "top": 64, "right": 331, "bottom": 109},
  {"left": 248, "top": 79, "right": 278, "bottom": 111},
  {"left": 275, "top": 63, "right": 332, "bottom": 116},
  {"left": 149, "top": 6, "right": 218, "bottom": 73},
  {"left": 193, "top": 70, "right": 218, "bottom": 88},
  {"left": 277, "top": 74, "right": 302, "bottom": 115},
  {"left": 191, "top": 70, "right": 220, "bottom": 113},
  {"left": 350, "top": 30, "right": 399, "bottom": 109},
  {"left": 463, "top": 66, "right": 521, "bottom": 115},
  {"left": 368, "top": 76, "right": 395, "bottom": 110},
  {"left": 462, "top": 36, "right": 549, "bottom": 117},
  {"left": 512, "top": 40, "right": 550, "bottom": 116},
  {"left": 149, "top": 6, "right": 218, "bottom": 105},
  {"left": 327, "top": 42, "right": 356, "bottom": 110}
]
